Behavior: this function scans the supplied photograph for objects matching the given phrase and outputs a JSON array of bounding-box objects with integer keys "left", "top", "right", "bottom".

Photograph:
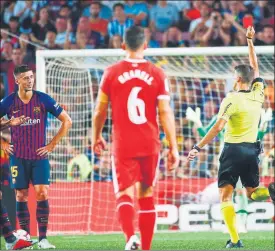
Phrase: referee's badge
[{"left": 33, "top": 106, "right": 41, "bottom": 114}]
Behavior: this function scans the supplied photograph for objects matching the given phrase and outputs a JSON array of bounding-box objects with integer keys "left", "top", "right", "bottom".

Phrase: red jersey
[{"left": 100, "top": 58, "right": 170, "bottom": 158}]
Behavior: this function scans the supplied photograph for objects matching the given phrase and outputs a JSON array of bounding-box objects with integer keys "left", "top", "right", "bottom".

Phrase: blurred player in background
[
  {"left": 187, "top": 26, "right": 275, "bottom": 249},
  {"left": 1, "top": 116, "right": 36, "bottom": 250},
  {"left": 0, "top": 65, "right": 72, "bottom": 249},
  {"left": 92, "top": 26, "right": 179, "bottom": 250},
  {"left": 186, "top": 106, "right": 273, "bottom": 233}
]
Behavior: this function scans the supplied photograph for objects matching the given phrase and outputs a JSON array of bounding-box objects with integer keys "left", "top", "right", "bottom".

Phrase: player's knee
[
  {"left": 0, "top": 191, "right": 2, "bottom": 200},
  {"left": 137, "top": 185, "right": 153, "bottom": 199},
  {"left": 115, "top": 186, "right": 134, "bottom": 199},
  {"left": 220, "top": 194, "right": 232, "bottom": 202},
  {"left": 16, "top": 189, "right": 28, "bottom": 202},
  {"left": 35, "top": 189, "right": 48, "bottom": 201}
]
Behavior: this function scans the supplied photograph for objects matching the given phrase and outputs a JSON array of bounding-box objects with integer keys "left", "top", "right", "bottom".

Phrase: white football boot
[
  {"left": 38, "top": 239, "right": 56, "bottom": 249},
  {"left": 125, "top": 235, "right": 141, "bottom": 250}
]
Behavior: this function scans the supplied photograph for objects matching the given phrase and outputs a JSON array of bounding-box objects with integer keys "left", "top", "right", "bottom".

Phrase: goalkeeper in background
[
  {"left": 186, "top": 105, "right": 273, "bottom": 233},
  {"left": 187, "top": 26, "right": 275, "bottom": 249}
]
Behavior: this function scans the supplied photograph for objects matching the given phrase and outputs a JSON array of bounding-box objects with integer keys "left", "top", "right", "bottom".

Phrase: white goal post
[{"left": 36, "top": 46, "right": 274, "bottom": 234}]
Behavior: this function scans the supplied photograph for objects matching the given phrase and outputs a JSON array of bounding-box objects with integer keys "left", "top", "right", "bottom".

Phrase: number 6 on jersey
[{"left": 127, "top": 87, "right": 147, "bottom": 124}]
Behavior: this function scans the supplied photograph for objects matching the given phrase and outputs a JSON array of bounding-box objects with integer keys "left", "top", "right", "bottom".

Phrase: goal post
[{"left": 36, "top": 46, "right": 274, "bottom": 234}]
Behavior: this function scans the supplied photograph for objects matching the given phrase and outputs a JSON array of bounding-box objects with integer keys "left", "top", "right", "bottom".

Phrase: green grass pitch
[{"left": 1, "top": 231, "right": 274, "bottom": 250}]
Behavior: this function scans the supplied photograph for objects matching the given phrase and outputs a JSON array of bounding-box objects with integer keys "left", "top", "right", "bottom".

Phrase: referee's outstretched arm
[{"left": 246, "top": 26, "right": 259, "bottom": 78}]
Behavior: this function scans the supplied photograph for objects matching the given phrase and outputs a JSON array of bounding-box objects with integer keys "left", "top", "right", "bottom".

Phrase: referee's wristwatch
[{"left": 192, "top": 145, "right": 201, "bottom": 152}]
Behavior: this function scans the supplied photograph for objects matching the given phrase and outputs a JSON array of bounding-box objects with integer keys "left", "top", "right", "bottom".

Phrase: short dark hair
[
  {"left": 13, "top": 65, "right": 32, "bottom": 78},
  {"left": 113, "top": 3, "right": 124, "bottom": 11},
  {"left": 9, "top": 16, "right": 19, "bottom": 22},
  {"left": 234, "top": 64, "right": 254, "bottom": 83},
  {"left": 91, "top": 1, "right": 101, "bottom": 8},
  {"left": 124, "top": 26, "right": 145, "bottom": 51},
  {"left": 60, "top": 4, "right": 71, "bottom": 10},
  {"left": 263, "top": 24, "right": 273, "bottom": 30}
]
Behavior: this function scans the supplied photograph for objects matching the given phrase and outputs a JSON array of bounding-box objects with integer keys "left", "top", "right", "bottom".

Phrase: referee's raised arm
[{"left": 246, "top": 26, "right": 259, "bottom": 78}]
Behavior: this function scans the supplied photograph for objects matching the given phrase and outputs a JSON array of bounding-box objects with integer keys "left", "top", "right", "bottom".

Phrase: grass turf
[{"left": 1, "top": 231, "right": 274, "bottom": 250}]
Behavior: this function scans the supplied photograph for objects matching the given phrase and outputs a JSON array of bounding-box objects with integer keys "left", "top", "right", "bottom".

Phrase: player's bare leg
[
  {"left": 219, "top": 185, "right": 243, "bottom": 248},
  {"left": 15, "top": 189, "right": 30, "bottom": 233},
  {"left": 115, "top": 186, "right": 139, "bottom": 250},
  {"left": 34, "top": 185, "right": 55, "bottom": 249},
  {"left": 136, "top": 182, "right": 156, "bottom": 251}
]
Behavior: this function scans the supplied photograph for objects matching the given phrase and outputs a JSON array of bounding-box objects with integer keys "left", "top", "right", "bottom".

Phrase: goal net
[{"left": 36, "top": 46, "right": 274, "bottom": 234}]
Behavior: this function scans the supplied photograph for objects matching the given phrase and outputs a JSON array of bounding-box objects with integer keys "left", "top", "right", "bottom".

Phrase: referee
[{"left": 187, "top": 26, "right": 275, "bottom": 249}]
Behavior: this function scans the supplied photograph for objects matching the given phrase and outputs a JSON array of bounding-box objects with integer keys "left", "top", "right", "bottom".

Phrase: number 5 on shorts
[{"left": 11, "top": 166, "right": 18, "bottom": 177}]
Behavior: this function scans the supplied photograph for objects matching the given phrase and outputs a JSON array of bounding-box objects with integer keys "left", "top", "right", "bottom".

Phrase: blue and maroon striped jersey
[{"left": 0, "top": 91, "right": 63, "bottom": 160}]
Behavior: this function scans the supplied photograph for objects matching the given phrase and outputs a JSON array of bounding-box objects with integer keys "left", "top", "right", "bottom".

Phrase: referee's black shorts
[{"left": 218, "top": 142, "right": 261, "bottom": 188}]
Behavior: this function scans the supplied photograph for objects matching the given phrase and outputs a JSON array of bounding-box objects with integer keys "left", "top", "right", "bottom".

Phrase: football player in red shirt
[{"left": 92, "top": 26, "right": 179, "bottom": 250}]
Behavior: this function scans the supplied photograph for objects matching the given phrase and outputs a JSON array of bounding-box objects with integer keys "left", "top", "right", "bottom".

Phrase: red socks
[
  {"left": 138, "top": 197, "right": 156, "bottom": 250},
  {"left": 116, "top": 195, "right": 135, "bottom": 242}
]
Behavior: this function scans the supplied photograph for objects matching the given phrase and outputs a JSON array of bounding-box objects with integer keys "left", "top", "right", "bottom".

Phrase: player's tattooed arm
[
  {"left": 0, "top": 116, "right": 30, "bottom": 131},
  {"left": 37, "top": 110, "right": 72, "bottom": 156},
  {"left": 246, "top": 26, "right": 259, "bottom": 78}
]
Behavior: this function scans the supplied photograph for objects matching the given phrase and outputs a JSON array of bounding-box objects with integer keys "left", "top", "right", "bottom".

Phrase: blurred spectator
[
  {"left": 255, "top": 25, "right": 274, "bottom": 45},
  {"left": 225, "top": 1, "right": 246, "bottom": 26},
  {"left": 18, "top": 33, "right": 35, "bottom": 63},
  {"left": 109, "top": 35, "right": 122, "bottom": 49},
  {"left": 162, "top": 26, "right": 185, "bottom": 47},
  {"left": 8, "top": 16, "right": 20, "bottom": 37},
  {"left": 170, "top": 1, "right": 191, "bottom": 32},
  {"left": 13, "top": 0, "right": 36, "bottom": 24},
  {"left": 184, "top": 1, "right": 201, "bottom": 21},
  {"left": 30, "top": 7, "right": 56, "bottom": 45},
  {"left": 93, "top": 151, "right": 112, "bottom": 182},
  {"left": 203, "top": 100, "right": 218, "bottom": 124},
  {"left": 1, "top": 23, "right": 17, "bottom": 50},
  {"left": 124, "top": 0, "right": 149, "bottom": 27},
  {"left": 55, "top": 17, "right": 73, "bottom": 47},
  {"left": 189, "top": 2, "right": 212, "bottom": 40},
  {"left": 47, "top": 0, "right": 75, "bottom": 19},
  {"left": 108, "top": 3, "right": 134, "bottom": 39},
  {"left": 65, "top": 32, "right": 88, "bottom": 49},
  {"left": 44, "top": 30, "right": 60, "bottom": 49},
  {"left": 83, "top": 1, "right": 112, "bottom": 20},
  {"left": 149, "top": 0, "right": 179, "bottom": 33},
  {"left": 248, "top": 1, "right": 273, "bottom": 24},
  {"left": 59, "top": 4, "right": 72, "bottom": 19},
  {"left": 201, "top": 12, "right": 246, "bottom": 47},
  {"left": 2, "top": 0, "right": 16, "bottom": 25},
  {"left": 75, "top": 16, "right": 101, "bottom": 48},
  {"left": 1, "top": 47, "right": 35, "bottom": 93},
  {"left": 1, "top": 41, "right": 13, "bottom": 62},
  {"left": 89, "top": 2, "right": 108, "bottom": 41},
  {"left": 144, "top": 27, "right": 160, "bottom": 48},
  {"left": 201, "top": 12, "right": 229, "bottom": 46}
]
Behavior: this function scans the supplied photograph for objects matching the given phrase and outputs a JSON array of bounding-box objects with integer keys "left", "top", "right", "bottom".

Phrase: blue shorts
[{"left": 9, "top": 156, "right": 50, "bottom": 189}]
